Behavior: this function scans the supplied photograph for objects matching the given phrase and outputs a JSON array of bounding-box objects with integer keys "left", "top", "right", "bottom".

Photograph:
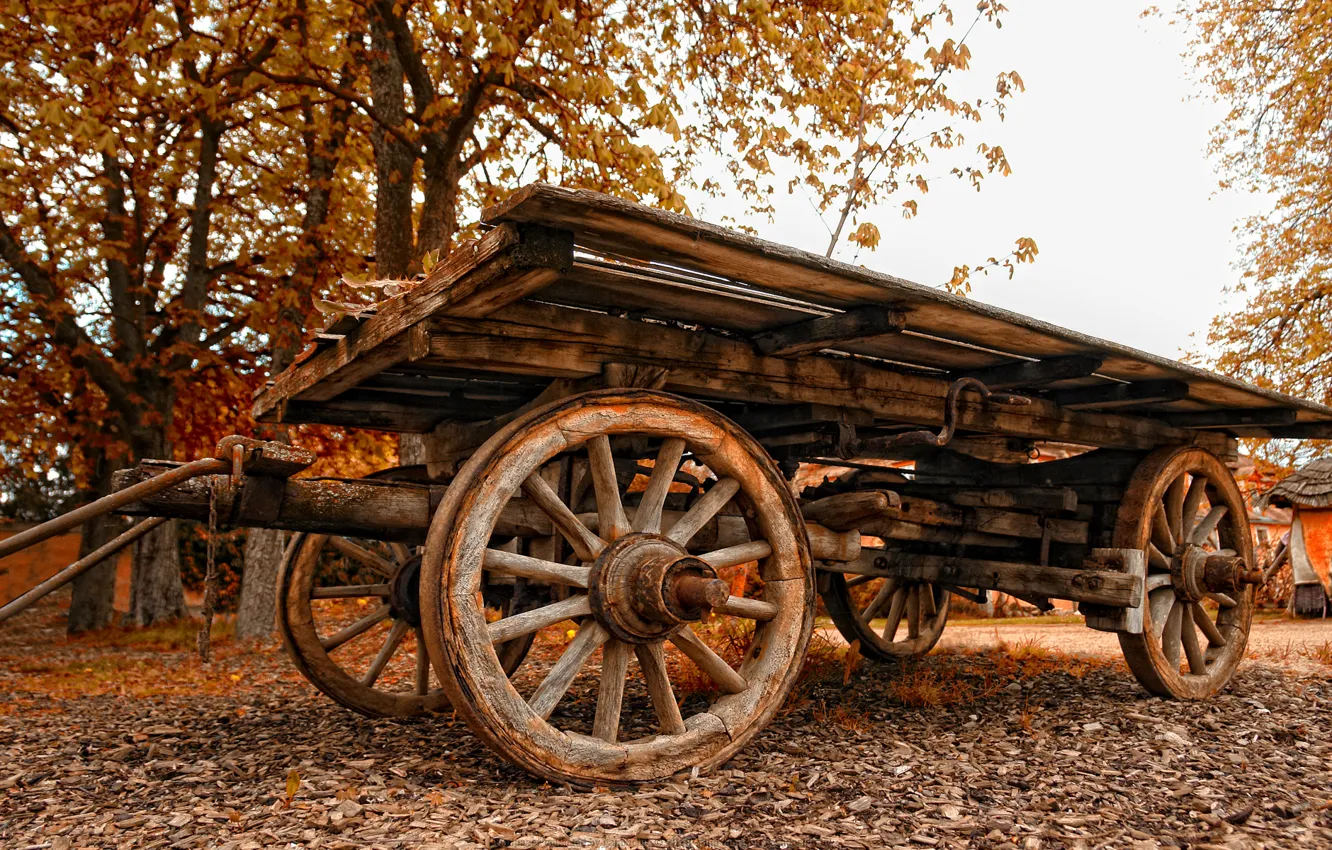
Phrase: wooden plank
[
  {"left": 252, "top": 223, "right": 572, "bottom": 417},
  {"left": 891, "top": 484, "right": 1079, "bottom": 513},
  {"left": 752, "top": 307, "right": 905, "bottom": 358},
  {"left": 1163, "top": 407, "right": 1299, "bottom": 429},
  {"left": 1050, "top": 380, "right": 1191, "bottom": 410},
  {"left": 416, "top": 302, "right": 1227, "bottom": 453},
  {"left": 731, "top": 403, "right": 874, "bottom": 434},
  {"left": 833, "top": 549, "right": 1141, "bottom": 607},
  {"left": 483, "top": 184, "right": 1332, "bottom": 423},
  {"left": 1266, "top": 422, "right": 1332, "bottom": 439},
  {"left": 953, "top": 355, "right": 1104, "bottom": 390},
  {"left": 276, "top": 389, "right": 521, "bottom": 432}
]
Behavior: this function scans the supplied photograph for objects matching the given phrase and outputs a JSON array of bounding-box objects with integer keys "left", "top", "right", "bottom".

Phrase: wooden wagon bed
[{"left": 253, "top": 183, "right": 1332, "bottom": 454}]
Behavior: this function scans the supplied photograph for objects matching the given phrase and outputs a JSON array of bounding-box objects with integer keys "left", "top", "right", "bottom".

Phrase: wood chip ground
[{"left": 2, "top": 599, "right": 1330, "bottom": 849}]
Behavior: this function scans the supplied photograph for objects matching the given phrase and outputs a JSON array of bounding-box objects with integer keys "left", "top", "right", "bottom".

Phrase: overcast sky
[{"left": 695, "top": 2, "right": 1262, "bottom": 361}]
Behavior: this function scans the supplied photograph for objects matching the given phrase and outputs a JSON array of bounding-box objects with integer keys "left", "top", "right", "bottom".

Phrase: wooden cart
[{"left": 5, "top": 184, "right": 1331, "bottom": 785}]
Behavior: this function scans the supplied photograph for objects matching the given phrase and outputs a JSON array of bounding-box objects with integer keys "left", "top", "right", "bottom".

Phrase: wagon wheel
[
  {"left": 1115, "top": 446, "right": 1257, "bottom": 699},
  {"left": 278, "top": 533, "right": 540, "bottom": 718},
  {"left": 420, "top": 389, "right": 813, "bottom": 784},
  {"left": 823, "top": 573, "right": 951, "bottom": 659}
]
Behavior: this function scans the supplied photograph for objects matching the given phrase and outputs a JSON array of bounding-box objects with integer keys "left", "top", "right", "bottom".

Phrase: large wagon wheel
[
  {"left": 421, "top": 389, "right": 813, "bottom": 784},
  {"left": 822, "top": 573, "right": 950, "bottom": 659},
  {"left": 278, "top": 533, "right": 539, "bottom": 718},
  {"left": 1115, "top": 446, "right": 1257, "bottom": 699}
]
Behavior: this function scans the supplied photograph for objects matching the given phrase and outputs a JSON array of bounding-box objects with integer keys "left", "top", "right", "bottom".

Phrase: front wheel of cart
[
  {"left": 822, "top": 571, "right": 950, "bottom": 659},
  {"left": 1114, "top": 446, "right": 1256, "bottom": 699},
  {"left": 420, "top": 389, "right": 814, "bottom": 784}
]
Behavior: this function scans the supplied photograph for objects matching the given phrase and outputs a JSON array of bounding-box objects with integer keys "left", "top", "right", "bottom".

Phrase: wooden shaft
[
  {"left": 830, "top": 549, "right": 1142, "bottom": 607},
  {"left": 0, "top": 457, "right": 228, "bottom": 561},
  {"left": 0, "top": 517, "right": 168, "bottom": 624}
]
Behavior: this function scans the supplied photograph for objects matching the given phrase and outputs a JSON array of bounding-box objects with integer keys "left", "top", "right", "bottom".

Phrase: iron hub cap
[
  {"left": 587, "top": 533, "right": 730, "bottom": 644},
  {"left": 389, "top": 554, "right": 424, "bottom": 628}
]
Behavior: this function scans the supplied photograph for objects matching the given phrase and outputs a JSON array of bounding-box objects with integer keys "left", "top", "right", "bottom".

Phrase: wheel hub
[
  {"left": 588, "top": 533, "right": 730, "bottom": 644},
  {"left": 389, "top": 554, "right": 423, "bottom": 627},
  {"left": 1170, "top": 544, "right": 1259, "bottom": 601}
]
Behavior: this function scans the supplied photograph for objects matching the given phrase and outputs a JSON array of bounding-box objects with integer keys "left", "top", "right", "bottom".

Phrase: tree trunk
[
  {"left": 236, "top": 528, "right": 286, "bottom": 639},
  {"left": 67, "top": 513, "right": 125, "bottom": 633},
  {"left": 130, "top": 518, "right": 185, "bottom": 625},
  {"left": 67, "top": 450, "right": 125, "bottom": 633}
]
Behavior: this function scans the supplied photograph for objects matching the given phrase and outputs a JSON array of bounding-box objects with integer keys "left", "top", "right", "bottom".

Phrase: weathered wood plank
[
  {"left": 483, "top": 184, "right": 1332, "bottom": 424},
  {"left": 1049, "top": 380, "right": 1191, "bottom": 410},
  {"left": 752, "top": 307, "right": 905, "bottom": 358},
  {"left": 253, "top": 223, "right": 572, "bottom": 417},
  {"left": 953, "top": 355, "right": 1104, "bottom": 390},
  {"left": 833, "top": 549, "right": 1141, "bottom": 607},
  {"left": 1162, "top": 407, "right": 1298, "bottom": 429},
  {"left": 416, "top": 302, "right": 1227, "bottom": 453}
]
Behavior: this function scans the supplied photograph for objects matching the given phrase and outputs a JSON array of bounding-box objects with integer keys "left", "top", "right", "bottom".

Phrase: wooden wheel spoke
[
  {"left": 1191, "top": 603, "right": 1227, "bottom": 647},
  {"left": 1161, "top": 600, "right": 1183, "bottom": 667},
  {"left": 861, "top": 578, "right": 899, "bottom": 622},
  {"left": 845, "top": 574, "right": 876, "bottom": 588},
  {"left": 1164, "top": 474, "right": 1186, "bottom": 546},
  {"left": 588, "top": 435, "right": 632, "bottom": 542},
  {"left": 1190, "top": 504, "right": 1227, "bottom": 546},
  {"left": 666, "top": 477, "right": 740, "bottom": 546},
  {"left": 713, "top": 594, "right": 778, "bottom": 621},
  {"left": 329, "top": 537, "right": 398, "bottom": 578},
  {"left": 363, "top": 619, "right": 411, "bottom": 687},
  {"left": 1148, "top": 586, "right": 1175, "bottom": 628},
  {"left": 593, "top": 639, "right": 632, "bottom": 742},
  {"left": 905, "top": 585, "right": 922, "bottom": 640},
  {"left": 484, "top": 548, "right": 591, "bottom": 588},
  {"left": 1147, "top": 543, "right": 1170, "bottom": 571},
  {"left": 1207, "top": 592, "right": 1238, "bottom": 608},
  {"left": 415, "top": 628, "right": 431, "bottom": 695},
  {"left": 921, "top": 584, "right": 939, "bottom": 618},
  {"left": 1182, "top": 475, "right": 1208, "bottom": 541},
  {"left": 670, "top": 627, "right": 748, "bottom": 694},
  {"left": 321, "top": 605, "right": 391, "bottom": 652},
  {"left": 487, "top": 594, "right": 592, "bottom": 644},
  {"left": 882, "top": 586, "right": 908, "bottom": 642},
  {"left": 634, "top": 642, "right": 686, "bottom": 736},
  {"left": 522, "top": 473, "right": 605, "bottom": 560},
  {"left": 389, "top": 542, "right": 412, "bottom": 564},
  {"left": 1145, "top": 573, "right": 1174, "bottom": 592},
  {"left": 311, "top": 583, "right": 391, "bottom": 599},
  {"left": 699, "top": 540, "right": 772, "bottom": 569},
  {"left": 528, "top": 621, "right": 609, "bottom": 720},
  {"left": 634, "top": 438, "right": 686, "bottom": 534},
  {"left": 1180, "top": 606, "right": 1207, "bottom": 674},
  {"left": 1151, "top": 501, "right": 1176, "bottom": 555}
]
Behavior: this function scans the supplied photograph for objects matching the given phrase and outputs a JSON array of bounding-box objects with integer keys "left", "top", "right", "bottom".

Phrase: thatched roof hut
[
  {"left": 1265, "top": 458, "right": 1332, "bottom": 617},
  {"left": 1266, "top": 458, "right": 1332, "bottom": 509}
]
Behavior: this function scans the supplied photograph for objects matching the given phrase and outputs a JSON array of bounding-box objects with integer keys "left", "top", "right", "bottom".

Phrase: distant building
[{"left": 1263, "top": 459, "right": 1332, "bottom": 617}]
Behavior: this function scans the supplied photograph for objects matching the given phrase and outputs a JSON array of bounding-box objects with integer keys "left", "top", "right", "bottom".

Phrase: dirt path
[{"left": 2, "top": 602, "right": 1330, "bottom": 849}]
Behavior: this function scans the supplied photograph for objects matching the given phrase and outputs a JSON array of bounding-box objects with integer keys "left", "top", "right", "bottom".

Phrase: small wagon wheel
[
  {"left": 420, "top": 389, "right": 813, "bottom": 784},
  {"left": 822, "top": 573, "right": 951, "bottom": 659},
  {"left": 1115, "top": 446, "right": 1256, "bottom": 699},
  {"left": 279, "top": 533, "right": 540, "bottom": 718}
]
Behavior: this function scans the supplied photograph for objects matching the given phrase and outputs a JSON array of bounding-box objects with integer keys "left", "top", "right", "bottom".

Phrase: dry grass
[{"left": 1302, "top": 640, "right": 1332, "bottom": 667}]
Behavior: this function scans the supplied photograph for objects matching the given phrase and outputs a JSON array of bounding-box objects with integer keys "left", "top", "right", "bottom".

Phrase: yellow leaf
[{"left": 286, "top": 769, "right": 301, "bottom": 801}]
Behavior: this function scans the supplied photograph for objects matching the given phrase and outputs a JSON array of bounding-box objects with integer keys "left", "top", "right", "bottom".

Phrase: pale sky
[{"left": 695, "top": 2, "right": 1262, "bottom": 361}]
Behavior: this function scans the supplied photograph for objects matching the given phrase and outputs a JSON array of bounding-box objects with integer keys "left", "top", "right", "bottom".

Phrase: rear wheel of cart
[
  {"left": 1115, "top": 446, "right": 1256, "bottom": 699},
  {"left": 822, "top": 572, "right": 950, "bottom": 659},
  {"left": 420, "top": 389, "right": 813, "bottom": 784},
  {"left": 279, "top": 532, "right": 540, "bottom": 718}
]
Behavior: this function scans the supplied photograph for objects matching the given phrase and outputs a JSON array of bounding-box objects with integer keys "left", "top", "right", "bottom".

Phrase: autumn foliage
[{"left": 1172, "top": 2, "right": 1332, "bottom": 463}]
